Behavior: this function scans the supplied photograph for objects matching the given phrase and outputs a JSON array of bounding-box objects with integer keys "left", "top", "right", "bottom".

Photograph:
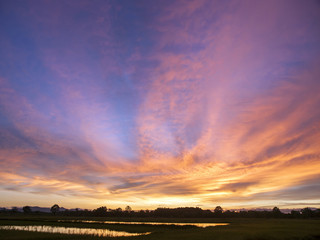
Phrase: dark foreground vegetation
[
  {"left": 0, "top": 216, "right": 320, "bottom": 240},
  {"left": 1, "top": 206, "right": 319, "bottom": 239},
  {"left": 2, "top": 205, "right": 319, "bottom": 219}
]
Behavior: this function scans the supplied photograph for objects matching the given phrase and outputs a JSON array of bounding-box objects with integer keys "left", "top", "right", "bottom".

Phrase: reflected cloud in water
[
  {"left": 59, "top": 220, "right": 229, "bottom": 228},
  {"left": 0, "top": 225, "right": 150, "bottom": 237}
]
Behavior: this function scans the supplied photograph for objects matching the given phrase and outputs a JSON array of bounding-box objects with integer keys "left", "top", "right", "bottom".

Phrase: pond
[
  {"left": 59, "top": 220, "right": 229, "bottom": 228},
  {"left": 0, "top": 225, "right": 151, "bottom": 237}
]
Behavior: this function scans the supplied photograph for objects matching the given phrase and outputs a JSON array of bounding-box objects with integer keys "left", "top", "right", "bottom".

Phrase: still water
[
  {"left": 59, "top": 220, "right": 229, "bottom": 228},
  {"left": 0, "top": 225, "right": 151, "bottom": 237}
]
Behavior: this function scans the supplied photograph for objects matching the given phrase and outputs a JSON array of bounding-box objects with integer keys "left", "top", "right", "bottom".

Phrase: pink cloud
[{"left": 1, "top": 0, "right": 319, "bottom": 209}]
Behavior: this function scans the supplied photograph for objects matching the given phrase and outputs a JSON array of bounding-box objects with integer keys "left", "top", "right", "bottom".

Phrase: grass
[{"left": 0, "top": 216, "right": 319, "bottom": 240}]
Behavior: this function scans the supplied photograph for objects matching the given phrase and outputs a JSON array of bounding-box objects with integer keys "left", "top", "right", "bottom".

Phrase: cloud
[{"left": 0, "top": 0, "right": 319, "bottom": 209}]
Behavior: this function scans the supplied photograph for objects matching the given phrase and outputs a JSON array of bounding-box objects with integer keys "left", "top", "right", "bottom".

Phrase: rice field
[{"left": 0, "top": 216, "right": 319, "bottom": 240}]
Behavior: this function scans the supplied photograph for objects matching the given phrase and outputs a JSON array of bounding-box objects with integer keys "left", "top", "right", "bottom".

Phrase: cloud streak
[{"left": 0, "top": 0, "right": 319, "bottom": 209}]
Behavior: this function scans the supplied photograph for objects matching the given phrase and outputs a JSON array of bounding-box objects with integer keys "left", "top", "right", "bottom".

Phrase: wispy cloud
[{"left": 0, "top": 0, "right": 319, "bottom": 209}]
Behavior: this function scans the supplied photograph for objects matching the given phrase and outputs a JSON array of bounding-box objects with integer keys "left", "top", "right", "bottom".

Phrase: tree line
[{"left": 2, "top": 205, "right": 319, "bottom": 218}]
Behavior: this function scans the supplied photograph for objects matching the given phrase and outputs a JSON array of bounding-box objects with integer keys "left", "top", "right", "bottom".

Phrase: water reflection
[
  {"left": 59, "top": 220, "right": 229, "bottom": 228},
  {"left": 0, "top": 225, "right": 150, "bottom": 237}
]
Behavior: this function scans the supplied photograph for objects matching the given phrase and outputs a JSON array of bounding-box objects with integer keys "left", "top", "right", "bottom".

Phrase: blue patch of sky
[
  {"left": 0, "top": 3, "right": 61, "bottom": 115},
  {"left": 93, "top": 2, "right": 165, "bottom": 160},
  {"left": 0, "top": 121, "right": 38, "bottom": 150},
  {"left": 100, "top": 74, "right": 139, "bottom": 160}
]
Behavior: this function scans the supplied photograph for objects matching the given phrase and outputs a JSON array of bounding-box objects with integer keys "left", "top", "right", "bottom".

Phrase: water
[
  {"left": 0, "top": 225, "right": 151, "bottom": 237},
  {"left": 59, "top": 220, "right": 229, "bottom": 228}
]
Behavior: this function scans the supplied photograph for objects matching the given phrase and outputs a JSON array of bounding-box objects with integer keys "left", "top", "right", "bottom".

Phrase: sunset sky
[{"left": 1, "top": 0, "right": 320, "bottom": 210}]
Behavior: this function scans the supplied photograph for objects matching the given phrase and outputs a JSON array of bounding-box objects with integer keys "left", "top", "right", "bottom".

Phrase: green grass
[{"left": 0, "top": 216, "right": 319, "bottom": 240}]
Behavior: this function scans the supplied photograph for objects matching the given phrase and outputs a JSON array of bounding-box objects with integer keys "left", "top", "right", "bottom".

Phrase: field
[{"left": 0, "top": 216, "right": 319, "bottom": 240}]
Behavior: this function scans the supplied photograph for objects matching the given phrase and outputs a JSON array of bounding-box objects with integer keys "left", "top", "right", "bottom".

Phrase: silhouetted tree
[
  {"left": 125, "top": 206, "right": 132, "bottom": 212},
  {"left": 301, "top": 207, "right": 313, "bottom": 218},
  {"left": 223, "top": 210, "right": 236, "bottom": 218},
  {"left": 137, "top": 210, "right": 146, "bottom": 217},
  {"left": 272, "top": 207, "right": 282, "bottom": 218},
  {"left": 214, "top": 206, "right": 223, "bottom": 217},
  {"left": 11, "top": 207, "right": 18, "bottom": 214},
  {"left": 22, "top": 206, "right": 32, "bottom": 214},
  {"left": 50, "top": 204, "right": 60, "bottom": 215},
  {"left": 93, "top": 206, "right": 108, "bottom": 216},
  {"left": 290, "top": 210, "right": 300, "bottom": 218},
  {"left": 12, "top": 204, "right": 318, "bottom": 219},
  {"left": 214, "top": 206, "right": 223, "bottom": 213}
]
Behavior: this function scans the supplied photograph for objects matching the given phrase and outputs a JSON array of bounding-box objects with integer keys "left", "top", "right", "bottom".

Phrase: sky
[{"left": 0, "top": 0, "right": 320, "bottom": 210}]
